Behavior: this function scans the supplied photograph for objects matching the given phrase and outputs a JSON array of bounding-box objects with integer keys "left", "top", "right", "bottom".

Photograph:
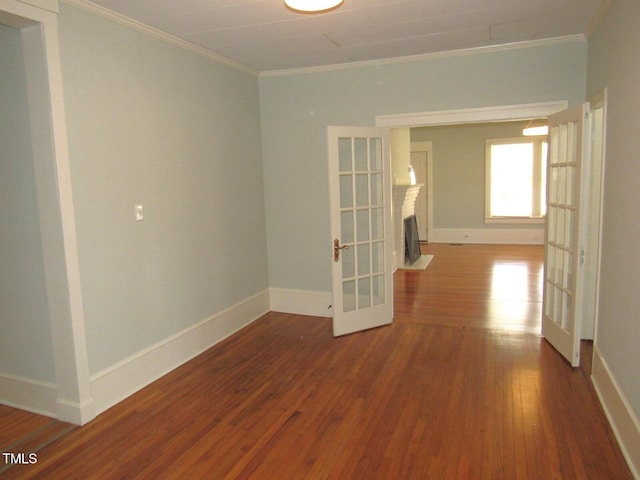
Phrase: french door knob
[{"left": 333, "top": 238, "right": 349, "bottom": 262}]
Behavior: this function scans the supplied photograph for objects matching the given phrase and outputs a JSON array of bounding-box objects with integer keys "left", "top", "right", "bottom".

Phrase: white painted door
[
  {"left": 328, "top": 126, "right": 393, "bottom": 337},
  {"left": 542, "top": 103, "right": 588, "bottom": 366}
]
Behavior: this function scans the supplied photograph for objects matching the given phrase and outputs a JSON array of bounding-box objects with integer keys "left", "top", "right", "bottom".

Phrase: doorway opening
[{"left": 381, "top": 99, "right": 606, "bottom": 364}]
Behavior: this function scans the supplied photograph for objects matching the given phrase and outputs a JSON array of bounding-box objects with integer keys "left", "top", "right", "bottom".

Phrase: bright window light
[{"left": 485, "top": 138, "right": 548, "bottom": 222}]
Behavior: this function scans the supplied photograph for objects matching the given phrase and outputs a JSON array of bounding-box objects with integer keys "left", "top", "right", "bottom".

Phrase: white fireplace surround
[{"left": 393, "top": 184, "right": 423, "bottom": 269}]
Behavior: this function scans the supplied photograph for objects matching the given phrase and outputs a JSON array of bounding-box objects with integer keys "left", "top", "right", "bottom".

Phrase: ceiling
[{"left": 85, "top": 0, "right": 604, "bottom": 73}]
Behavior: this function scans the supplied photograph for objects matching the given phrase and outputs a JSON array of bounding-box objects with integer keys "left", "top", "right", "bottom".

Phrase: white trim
[
  {"left": 376, "top": 101, "right": 568, "bottom": 128},
  {"left": 0, "top": 0, "right": 57, "bottom": 24},
  {"left": 484, "top": 218, "right": 545, "bottom": 225},
  {"left": 61, "top": 0, "right": 257, "bottom": 76},
  {"left": 17, "top": 0, "right": 56, "bottom": 12},
  {"left": 0, "top": 373, "right": 57, "bottom": 418},
  {"left": 410, "top": 141, "right": 434, "bottom": 242},
  {"left": 56, "top": 397, "right": 94, "bottom": 425},
  {"left": 260, "top": 35, "right": 585, "bottom": 78},
  {"left": 592, "top": 346, "right": 640, "bottom": 479},
  {"left": 429, "top": 228, "right": 544, "bottom": 245},
  {"left": 2, "top": 0, "right": 95, "bottom": 426},
  {"left": 90, "top": 290, "right": 270, "bottom": 416},
  {"left": 585, "top": 0, "right": 615, "bottom": 39},
  {"left": 269, "top": 287, "right": 333, "bottom": 318}
]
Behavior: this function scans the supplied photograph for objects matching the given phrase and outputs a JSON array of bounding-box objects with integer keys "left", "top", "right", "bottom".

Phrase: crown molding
[
  {"left": 375, "top": 101, "right": 569, "bottom": 128},
  {"left": 585, "top": 0, "right": 615, "bottom": 39},
  {"left": 260, "top": 35, "right": 586, "bottom": 78},
  {"left": 61, "top": 0, "right": 258, "bottom": 76}
]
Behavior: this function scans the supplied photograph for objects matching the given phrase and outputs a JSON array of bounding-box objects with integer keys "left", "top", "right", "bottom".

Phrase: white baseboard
[
  {"left": 269, "top": 287, "right": 333, "bottom": 318},
  {"left": 429, "top": 228, "right": 544, "bottom": 245},
  {"left": 56, "top": 397, "right": 95, "bottom": 425},
  {"left": 591, "top": 345, "right": 640, "bottom": 479},
  {"left": 0, "top": 373, "right": 57, "bottom": 418},
  {"left": 90, "top": 289, "right": 270, "bottom": 416}
]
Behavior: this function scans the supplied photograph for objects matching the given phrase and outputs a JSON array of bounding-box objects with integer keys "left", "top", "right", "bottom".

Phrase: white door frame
[
  {"left": 580, "top": 89, "right": 608, "bottom": 342},
  {"left": 410, "top": 141, "right": 433, "bottom": 242},
  {"left": 1, "top": 0, "right": 94, "bottom": 424},
  {"left": 376, "top": 101, "right": 568, "bottom": 128},
  {"left": 376, "top": 101, "right": 568, "bottom": 249}
]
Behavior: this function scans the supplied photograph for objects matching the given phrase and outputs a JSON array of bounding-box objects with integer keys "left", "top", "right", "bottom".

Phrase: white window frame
[{"left": 485, "top": 137, "right": 547, "bottom": 224}]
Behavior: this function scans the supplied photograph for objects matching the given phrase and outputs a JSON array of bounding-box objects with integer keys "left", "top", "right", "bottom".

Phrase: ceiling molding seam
[
  {"left": 259, "top": 34, "right": 586, "bottom": 78},
  {"left": 60, "top": 0, "right": 258, "bottom": 76}
]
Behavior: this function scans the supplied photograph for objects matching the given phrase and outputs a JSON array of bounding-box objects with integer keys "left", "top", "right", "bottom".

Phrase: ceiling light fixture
[
  {"left": 522, "top": 119, "right": 549, "bottom": 136},
  {"left": 285, "top": 0, "right": 344, "bottom": 14}
]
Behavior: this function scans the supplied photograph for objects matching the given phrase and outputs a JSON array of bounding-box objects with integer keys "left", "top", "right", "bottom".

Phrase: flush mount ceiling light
[
  {"left": 285, "top": 0, "right": 344, "bottom": 13},
  {"left": 522, "top": 119, "right": 549, "bottom": 136}
]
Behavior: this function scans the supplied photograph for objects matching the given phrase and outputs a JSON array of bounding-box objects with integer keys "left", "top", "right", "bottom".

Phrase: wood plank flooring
[{"left": 1, "top": 244, "right": 633, "bottom": 479}]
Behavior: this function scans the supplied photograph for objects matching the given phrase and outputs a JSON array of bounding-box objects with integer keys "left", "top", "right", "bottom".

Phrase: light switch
[{"left": 135, "top": 205, "right": 144, "bottom": 221}]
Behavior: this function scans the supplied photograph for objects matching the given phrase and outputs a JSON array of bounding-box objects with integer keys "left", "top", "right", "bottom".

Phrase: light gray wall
[
  {"left": 587, "top": 0, "right": 640, "bottom": 419},
  {"left": 260, "top": 41, "right": 587, "bottom": 293},
  {"left": 58, "top": 5, "right": 268, "bottom": 375},
  {"left": 0, "top": 24, "right": 56, "bottom": 382},
  {"left": 411, "top": 121, "right": 540, "bottom": 230}
]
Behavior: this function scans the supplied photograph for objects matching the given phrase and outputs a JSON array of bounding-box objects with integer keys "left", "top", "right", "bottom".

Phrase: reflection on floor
[
  {"left": 394, "top": 243, "right": 544, "bottom": 333},
  {"left": 0, "top": 405, "right": 74, "bottom": 475}
]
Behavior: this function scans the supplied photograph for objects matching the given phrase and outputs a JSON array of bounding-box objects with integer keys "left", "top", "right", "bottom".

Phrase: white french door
[
  {"left": 327, "top": 126, "right": 393, "bottom": 337},
  {"left": 542, "top": 103, "right": 589, "bottom": 366}
]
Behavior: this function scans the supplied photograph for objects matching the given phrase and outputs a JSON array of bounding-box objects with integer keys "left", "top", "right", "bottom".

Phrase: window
[{"left": 485, "top": 138, "right": 547, "bottom": 223}]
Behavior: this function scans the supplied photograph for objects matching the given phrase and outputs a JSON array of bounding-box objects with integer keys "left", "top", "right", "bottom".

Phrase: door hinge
[{"left": 580, "top": 248, "right": 585, "bottom": 266}]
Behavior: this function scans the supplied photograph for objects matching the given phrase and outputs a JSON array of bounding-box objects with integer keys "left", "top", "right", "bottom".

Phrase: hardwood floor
[
  {"left": 395, "top": 243, "right": 544, "bottom": 333},
  {"left": 0, "top": 407, "right": 75, "bottom": 476},
  {"left": 1, "top": 244, "right": 633, "bottom": 479}
]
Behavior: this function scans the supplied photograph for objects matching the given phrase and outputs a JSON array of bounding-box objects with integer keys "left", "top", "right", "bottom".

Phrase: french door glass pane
[
  {"left": 341, "top": 210, "right": 354, "bottom": 243},
  {"left": 356, "top": 209, "right": 369, "bottom": 242},
  {"left": 370, "top": 138, "right": 382, "bottom": 170},
  {"left": 549, "top": 166, "right": 558, "bottom": 203},
  {"left": 546, "top": 246, "right": 556, "bottom": 281},
  {"left": 339, "top": 138, "right": 352, "bottom": 172},
  {"left": 371, "top": 173, "right": 383, "bottom": 206},
  {"left": 342, "top": 247, "right": 355, "bottom": 279},
  {"left": 372, "top": 274, "right": 385, "bottom": 305},
  {"left": 355, "top": 174, "right": 369, "bottom": 207},
  {"left": 372, "top": 241, "right": 384, "bottom": 273},
  {"left": 566, "top": 166, "right": 576, "bottom": 207},
  {"left": 549, "top": 127, "right": 559, "bottom": 164},
  {"left": 547, "top": 207, "right": 556, "bottom": 243},
  {"left": 371, "top": 208, "right": 384, "bottom": 239},
  {"left": 357, "top": 244, "right": 370, "bottom": 275},
  {"left": 545, "top": 282, "right": 554, "bottom": 317},
  {"left": 562, "top": 292, "right": 572, "bottom": 329},
  {"left": 358, "top": 278, "right": 371, "bottom": 308},
  {"left": 567, "top": 122, "right": 578, "bottom": 163},
  {"left": 554, "top": 286, "right": 563, "bottom": 326},
  {"left": 540, "top": 142, "right": 548, "bottom": 215},
  {"left": 556, "top": 209, "right": 565, "bottom": 247},
  {"left": 565, "top": 209, "right": 574, "bottom": 248},
  {"left": 554, "top": 248, "right": 564, "bottom": 285},
  {"left": 564, "top": 251, "right": 573, "bottom": 290},
  {"left": 558, "top": 124, "right": 568, "bottom": 164},
  {"left": 354, "top": 138, "right": 368, "bottom": 171},
  {"left": 557, "top": 166, "right": 567, "bottom": 205},
  {"left": 343, "top": 280, "right": 356, "bottom": 313},
  {"left": 340, "top": 175, "right": 353, "bottom": 209}
]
